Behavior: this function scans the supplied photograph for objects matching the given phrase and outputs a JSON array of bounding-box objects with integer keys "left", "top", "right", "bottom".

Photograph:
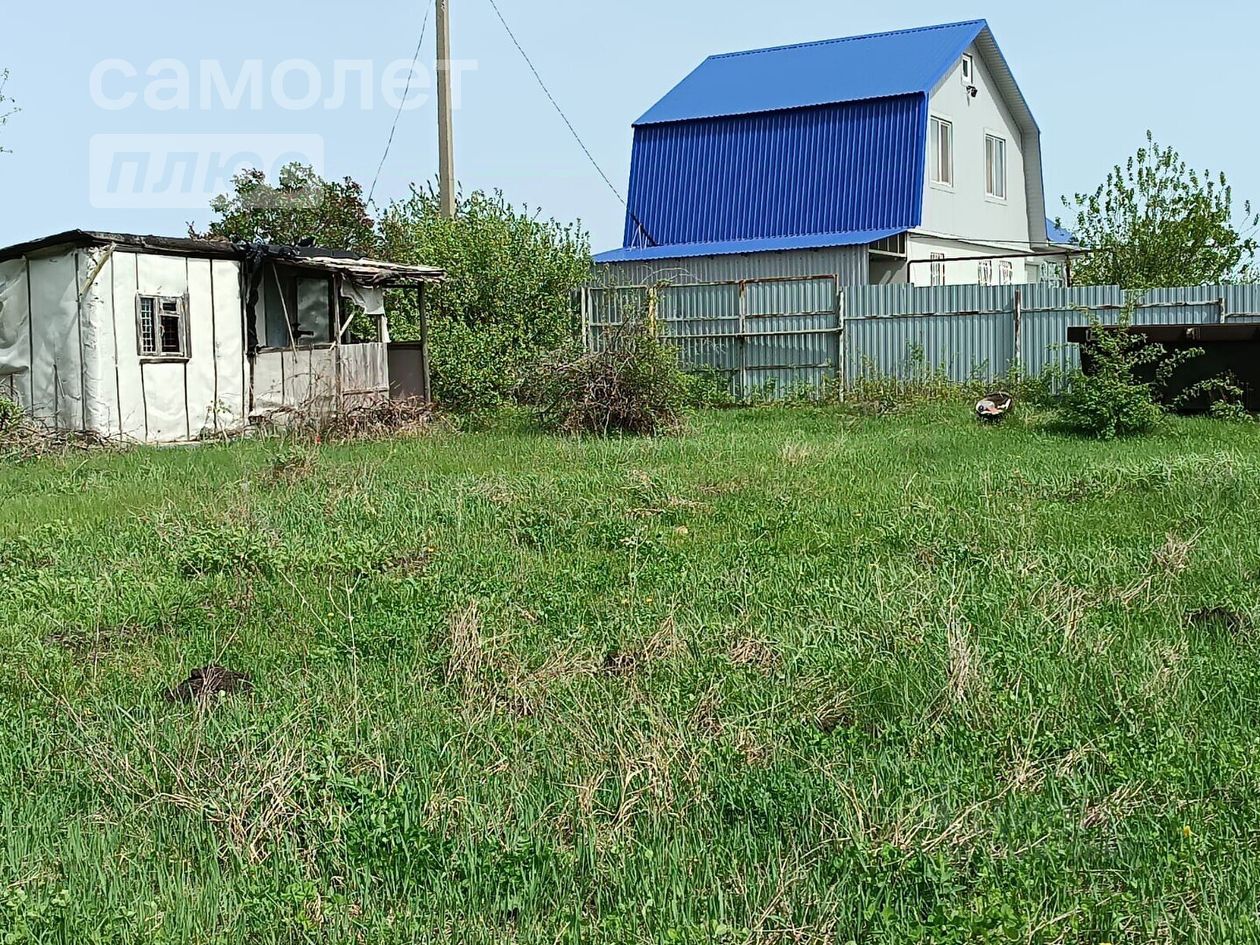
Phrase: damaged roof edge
[{"left": 0, "top": 230, "right": 445, "bottom": 284}]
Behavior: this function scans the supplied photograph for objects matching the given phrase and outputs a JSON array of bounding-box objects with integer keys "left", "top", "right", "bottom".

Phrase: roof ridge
[{"left": 707, "top": 19, "right": 987, "bottom": 62}]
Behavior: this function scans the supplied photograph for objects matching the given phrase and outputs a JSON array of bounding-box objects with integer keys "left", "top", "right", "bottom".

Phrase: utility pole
[{"left": 436, "top": 0, "right": 457, "bottom": 219}]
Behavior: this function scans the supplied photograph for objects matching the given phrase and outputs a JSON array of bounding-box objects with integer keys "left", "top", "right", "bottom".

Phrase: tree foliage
[
  {"left": 379, "top": 186, "right": 591, "bottom": 411},
  {"left": 198, "top": 167, "right": 593, "bottom": 413},
  {"left": 0, "top": 69, "right": 17, "bottom": 154},
  {"left": 1063, "top": 132, "right": 1258, "bottom": 288},
  {"left": 192, "top": 164, "right": 379, "bottom": 256}
]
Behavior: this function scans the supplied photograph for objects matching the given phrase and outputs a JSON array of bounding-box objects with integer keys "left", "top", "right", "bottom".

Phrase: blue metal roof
[
  {"left": 618, "top": 95, "right": 926, "bottom": 254},
  {"left": 598, "top": 19, "right": 1048, "bottom": 263},
  {"left": 636, "top": 20, "right": 987, "bottom": 126},
  {"left": 593, "top": 228, "right": 905, "bottom": 264}
]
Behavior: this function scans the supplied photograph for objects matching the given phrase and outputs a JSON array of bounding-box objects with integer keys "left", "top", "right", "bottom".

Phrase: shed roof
[
  {"left": 0, "top": 230, "right": 445, "bottom": 286},
  {"left": 636, "top": 20, "right": 988, "bottom": 126}
]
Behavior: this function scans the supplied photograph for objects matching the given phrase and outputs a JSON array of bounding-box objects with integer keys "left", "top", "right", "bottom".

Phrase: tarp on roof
[
  {"left": 1046, "top": 218, "right": 1077, "bottom": 245},
  {"left": 0, "top": 231, "right": 446, "bottom": 285},
  {"left": 636, "top": 20, "right": 987, "bottom": 126}
]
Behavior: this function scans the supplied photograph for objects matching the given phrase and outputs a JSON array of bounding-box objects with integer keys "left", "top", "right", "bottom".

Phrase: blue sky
[{"left": 0, "top": 1, "right": 1255, "bottom": 252}]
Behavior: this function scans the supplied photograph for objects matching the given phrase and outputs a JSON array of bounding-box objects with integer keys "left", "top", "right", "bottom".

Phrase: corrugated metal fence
[{"left": 583, "top": 279, "right": 1260, "bottom": 397}]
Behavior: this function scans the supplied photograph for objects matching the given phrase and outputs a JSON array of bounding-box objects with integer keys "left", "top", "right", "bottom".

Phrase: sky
[{"left": 0, "top": 1, "right": 1256, "bottom": 253}]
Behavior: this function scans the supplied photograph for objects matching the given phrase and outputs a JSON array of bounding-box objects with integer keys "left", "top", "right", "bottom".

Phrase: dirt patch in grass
[
  {"left": 162, "top": 665, "right": 254, "bottom": 704},
  {"left": 1186, "top": 606, "right": 1254, "bottom": 638}
]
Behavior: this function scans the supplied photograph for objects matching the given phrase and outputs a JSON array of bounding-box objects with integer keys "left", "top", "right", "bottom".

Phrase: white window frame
[
  {"left": 985, "top": 133, "right": 1008, "bottom": 201},
  {"left": 978, "top": 260, "right": 994, "bottom": 286},
  {"left": 961, "top": 54, "right": 974, "bottom": 86},
  {"left": 999, "top": 260, "right": 1013, "bottom": 286},
  {"left": 929, "top": 116, "right": 954, "bottom": 188},
  {"left": 930, "top": 253, "right": 946, "bottom": 287},
  {"left": 136, "top": 294, "right": 190, "bottom": 360}
]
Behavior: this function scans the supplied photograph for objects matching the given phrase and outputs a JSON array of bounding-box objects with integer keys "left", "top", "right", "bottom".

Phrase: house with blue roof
[{"left": 595, "top": 20, "right": 1074, "bottom": 288}]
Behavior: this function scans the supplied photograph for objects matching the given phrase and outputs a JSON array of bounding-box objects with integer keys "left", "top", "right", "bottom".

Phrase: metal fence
[{"left": 583, "top": 279, "right": 1260, "bottom": 398}]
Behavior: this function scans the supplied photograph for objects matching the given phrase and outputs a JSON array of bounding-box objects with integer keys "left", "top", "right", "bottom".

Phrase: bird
[{"left": 976, "top": 391, "right": 1013, "bottom": 422}]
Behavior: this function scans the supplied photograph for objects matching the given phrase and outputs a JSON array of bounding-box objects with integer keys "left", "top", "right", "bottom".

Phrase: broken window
[
  {"left": 259, "top": 266, "right": 335, "bottom": 347},
  {"left": 137, "top": 295, "right": 188, "bottom": 358},
  {"left": 296, "top": 277, "right": 333, "bottom": 344}
]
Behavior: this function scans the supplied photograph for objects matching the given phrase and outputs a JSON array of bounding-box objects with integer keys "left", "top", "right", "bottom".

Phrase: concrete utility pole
[{"left": 436, "top": 0, "right": 457, "bottom": 219}]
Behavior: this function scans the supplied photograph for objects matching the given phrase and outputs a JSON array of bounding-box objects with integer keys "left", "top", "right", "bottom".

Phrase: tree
[
  {"left": 1063, "top": 132, "right": 1259, "bottom": 288},
  {"left": 379, "top": 185, "right": 591, "bottom": 410},
  {"left": 193, "top": 163, "right": 379, "bottom": 256},
  {"left": 0, "top": 69, "right": 17, "bottom": 154}
]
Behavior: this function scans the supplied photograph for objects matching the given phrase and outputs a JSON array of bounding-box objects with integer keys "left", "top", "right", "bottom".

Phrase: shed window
[
  {"left": 930, "top": 117, "right": 954, "bottom": 186},
  {"left": 978, "top": 260, "right": 994, "bottom": 286},
  {"left": 986, "top": 134, "right": 1007, "bottom": 199},
  {"left": 999, "top": 260, "right": 1013, "bottom": 285},
  {"left": 137, "top": 295, "right": 188, "bottom": 358}
]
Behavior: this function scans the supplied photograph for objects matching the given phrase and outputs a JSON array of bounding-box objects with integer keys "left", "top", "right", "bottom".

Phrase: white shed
[{"left": 0, "top": 231, "right": 443, "bottom": 443}]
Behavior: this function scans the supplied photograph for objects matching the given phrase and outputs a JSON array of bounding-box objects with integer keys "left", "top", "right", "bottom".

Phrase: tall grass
[{"left": 1, "top": 408, "right": 1259, "bottom": 942}]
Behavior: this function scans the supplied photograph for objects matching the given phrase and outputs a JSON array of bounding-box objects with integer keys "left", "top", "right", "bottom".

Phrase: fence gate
[{"left": 585, "top": 276, "right": 843, "bottom": 398}]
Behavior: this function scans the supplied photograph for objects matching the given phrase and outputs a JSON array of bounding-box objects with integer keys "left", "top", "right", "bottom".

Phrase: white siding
[
  {"left": 920, "top": 43, "right": 1032, "bottom": 260},
  {"left": 906, "top": 235, "right": 1033, "bottom": 289}
]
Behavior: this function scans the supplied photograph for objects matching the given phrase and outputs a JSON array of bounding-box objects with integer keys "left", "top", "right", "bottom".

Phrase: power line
[
  {"left": 369, "top": 5, "right": 432, "bottom": 205},
  {"left": 483, "top": 0, "right": 626, "bottom": 207}
]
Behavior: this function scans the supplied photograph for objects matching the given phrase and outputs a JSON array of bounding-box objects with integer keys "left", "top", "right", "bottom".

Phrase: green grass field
[{"left": 2, "top": 406, "right": 1259, "bottom": 944}]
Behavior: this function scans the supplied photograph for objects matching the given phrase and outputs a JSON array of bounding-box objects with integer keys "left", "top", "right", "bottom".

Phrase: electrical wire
[
  {"left": 369, "top": 5, "right": 432, "bottom": 205},
  {"left": 483, "top": 0, "right": 627, "bottom": 207}
]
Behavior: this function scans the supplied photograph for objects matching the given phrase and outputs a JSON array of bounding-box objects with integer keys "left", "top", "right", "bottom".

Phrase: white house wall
[
  {"left": 906, "top": 234, "right": 1033, "bottom": 288},
  {"left": 921, "top": 42, "right": 1031, "bottom": 255}
]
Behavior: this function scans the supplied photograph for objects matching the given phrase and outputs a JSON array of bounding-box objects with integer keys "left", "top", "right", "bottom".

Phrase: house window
[
  {"left": 930, "top": 253, "right": 946, "bottom": 286},
  {"left": 978, "top": 260, "right": 994, "bottom": 286},
  {"left": 999, "top": 260, "right": 1013, "bottom": 285},
  {"left": 137, "top": 295, "right": 188, "bottom": 358},
  {"left": 985, "top": 134, "right": 1007, "bottom": 199},
  {"left": 930, "top": 117, "right": 953, "bottom": 187},
  {"left": 961, "top": 55, "right": 974, "bottom": 85}
]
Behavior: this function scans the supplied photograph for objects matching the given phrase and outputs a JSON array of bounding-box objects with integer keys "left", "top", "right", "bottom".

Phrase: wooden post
[
  {"left": 436, "top": 0, "right": 457, "bottom": 220},
  {"left": 1012, "top": 287, "right": 1023, "bottom": 380},
  {"left": 418, "top": 283, "right": 432, "bottom": 403}
]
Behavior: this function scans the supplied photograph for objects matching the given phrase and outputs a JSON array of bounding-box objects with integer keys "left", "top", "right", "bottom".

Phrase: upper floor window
[
  {"left": 961, "top": 55, "right": 974, "bottom": 86},
  {"left": 986, "top": 134, "right": 1007, "bottom": 199},
  {"left": 930, "top": 117, "right": 953, "bottom": 187}
]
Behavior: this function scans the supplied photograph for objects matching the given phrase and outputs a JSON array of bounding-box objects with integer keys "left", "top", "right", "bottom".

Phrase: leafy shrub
[
  {"left": 520, "top": 320, "right": 688, "bottom": 436},
  {"left": 680, "top": 367, "right": 735, "bottom": 409},
  {"left": 0, "top": 396, "right": 22, "bottom": 436},
  {"left": 1060, "top": 314, "right": 1202, "bottom": 439},
  {"left": 381, "top": 187, "right": 591, "bottom": 412}
]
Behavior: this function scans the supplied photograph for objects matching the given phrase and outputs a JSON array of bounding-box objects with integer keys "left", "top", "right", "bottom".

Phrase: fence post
[
  {"left": 581, "top": 287, "right": 590, "bottom": 351},
  {"left": 737, "top": 281, "right": 748, "bottom": 401},
  {"left": 1012, "top": 287, "right": 1023, "bottom": 381},
  {"left": 837, "top": 286, "right": 846, "bottom": 402}
]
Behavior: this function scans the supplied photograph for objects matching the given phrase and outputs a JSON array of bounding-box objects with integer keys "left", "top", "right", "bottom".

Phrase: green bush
[
  {"left": 0, "top": 396, "right": 22, "bottom": 436},
  {"left": 519, "top": 321, "right": 688, "bottom": 436},
  {"left": 380, "top": 187, "right": 591, "bottom": 412},
  {"left": 1060, "top": 314, "right": 1201, "bottom": 439}
]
